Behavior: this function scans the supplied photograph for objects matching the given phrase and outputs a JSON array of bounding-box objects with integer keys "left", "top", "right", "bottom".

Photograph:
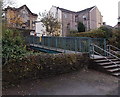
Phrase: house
[
  {"left": 35, "top": 21, "right": 46, "bottom": 37},
  {"left": 50, "top": 6, "right": 103, "bottom": 36},
  {"left": 4, "top": 5, "right": 38, "bottom": 33}
]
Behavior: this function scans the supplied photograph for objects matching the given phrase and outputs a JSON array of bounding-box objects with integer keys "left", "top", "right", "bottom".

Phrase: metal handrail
[
  {"left": 91, "top": 43, "right": 120, "bottom": 67},
  {"left": 107, "top": 45, "right": 120, "bottom": 51},
  {"left": 92, "top": 44, "right": 120, "bottom": 60}
]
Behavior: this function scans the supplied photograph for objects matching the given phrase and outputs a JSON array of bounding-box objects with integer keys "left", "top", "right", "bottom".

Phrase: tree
[
  {"left": 2, "top": 0, "right": 23, "bottom": 28},
  {"left": 2, "top": 0, "right": 16, "bottom": 8},
  {"left": 40, "top": 11, "right": 61, "bottom": 36},
  {"left": 6, "top": 11, "right": 23, "bottom": 27},
  {"left": 77, "top": 22, "right": 85, "bottom": 32}
]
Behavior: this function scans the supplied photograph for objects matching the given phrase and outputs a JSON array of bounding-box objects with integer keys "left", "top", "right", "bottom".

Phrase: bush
[
  {"left": 2, "top": 53, "right": 89, "bottom": 88},
  {"left": 99, "top": 26, "right": 113, "bottom": 39},
  {"left": 2, "top": 28, "right": 28, "bottom": 65},
  {"left": 77, "top": 22, "right": 85, "bottom": 32},
  {"left": 109, "top": 29, "right": 120, "bottom": 48},
  {"left": 69, "top": 28, "right": 105, "bottom": 38},
  {"left": 68, "top": 26, "right": 113, "bottom": 39}
]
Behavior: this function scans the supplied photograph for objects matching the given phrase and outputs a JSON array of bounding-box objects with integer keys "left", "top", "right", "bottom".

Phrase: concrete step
[
  {"left": 95, "top": 58, "right": 119, "bottom": 63},
  {"left": 107, "top": 68, "right": 120, "bottom": 72},
  {"left": 92, "top": 56, "right": 120, "bottom": 77},
  {"left": 95, "top": 59, "right": 110, "bottom": 63},
  {"left": 99, "top": 61, "right": 120, "bottom": 65},
  {"left": 112, "top": 72, "right": 120, "bottom": 76},
  {"left": 103, "top": 65, "right": 118, "bottom": 69}
]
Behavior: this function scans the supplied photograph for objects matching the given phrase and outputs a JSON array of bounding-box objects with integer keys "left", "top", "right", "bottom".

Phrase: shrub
[
  {"left": 77, "top": 22, "right": 85, "bottom": 32},
  {"left": 2, "top": 53, "right": 89, "bottom": 88},
  {"left": 109, "top": 29, "right": 120, "bottom": 48},
  {"left": 2, "top": 28, "right": 28, "bottom": 65},
  {"left": 99, "top": 26, "right": 113, "bottom": 39},
  {"left": 69, "top": 28, "right": 105, "bottom": 38},
  {"left": 68, "top": 26, "right": 114, "bottom": 39}
]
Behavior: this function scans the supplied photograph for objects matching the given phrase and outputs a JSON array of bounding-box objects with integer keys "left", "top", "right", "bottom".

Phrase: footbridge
[
  {"left": 26, "top": 36, "right": 107, "bottom": 54},
  {"left": 26, "top": 36, "right": 120, "bottom": 77}
]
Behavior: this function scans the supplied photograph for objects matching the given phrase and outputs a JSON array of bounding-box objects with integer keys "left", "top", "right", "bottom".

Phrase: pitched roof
[
  {"left": 56, "top": 6, "right": 96, "bottom": 14},
  {"left": 57, "top": 7, "right": 76, "bottom": 13},
  {"left": 76, "top": 6, "right": 95, "bottom": 13},
  {"left": 4, "top": 5, "right": 38, "bottom": 16}
]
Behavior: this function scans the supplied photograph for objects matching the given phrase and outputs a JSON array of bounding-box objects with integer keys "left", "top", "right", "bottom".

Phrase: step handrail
[
  {"left": 91, "top": 43, "right": 120, "bottom": 67},
  {"left": 107, "top": 45, "right": 120, "bottom": 51},
  {"left": 91, "top": 49, "right": 119, "bottom": 66},
  {"left": 91, "top": 44, "right": 120, "bottom": 60}
]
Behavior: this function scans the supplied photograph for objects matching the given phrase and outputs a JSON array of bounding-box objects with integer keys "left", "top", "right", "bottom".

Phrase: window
[
  {"left": 27, "top": 20, "right": 30, "bottom": 26},
  {"left": 75, "top": 15, "right": 78, "bottom": 22},
  {"left": 64, "top": 14, "right": 67, "bottom": 18}
]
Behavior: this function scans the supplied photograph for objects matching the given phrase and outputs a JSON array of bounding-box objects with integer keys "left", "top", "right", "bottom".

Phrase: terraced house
[
  {"left": 50, "top": 6, "right": 103, "bottom": 36},
  {"left": 4, "top": 5, "right": 38, "bottom": 32}
]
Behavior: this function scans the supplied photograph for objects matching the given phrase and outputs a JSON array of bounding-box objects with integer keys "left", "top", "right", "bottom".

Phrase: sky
[{"left": 13, "top": 0, "right": 119, "bottom": 26}]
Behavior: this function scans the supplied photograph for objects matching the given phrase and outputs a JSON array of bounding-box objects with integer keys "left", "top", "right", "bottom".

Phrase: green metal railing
[
  {"left": 41, "top": 36, "right": 106, "bottom": 53},
  {"left": 26, "top": 35, "right": 106, "bottom": 54}
]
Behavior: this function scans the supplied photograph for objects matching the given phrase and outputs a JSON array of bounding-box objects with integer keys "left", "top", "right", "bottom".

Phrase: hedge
[
  {"left": 2, "top": 53, "right": 89, "bottom": 88},
  {"left": 68, "top": 29, "right": 106, "bottom": 38},
  {"left": 68, "top": 26, "right": 113, "bottom": 39}
]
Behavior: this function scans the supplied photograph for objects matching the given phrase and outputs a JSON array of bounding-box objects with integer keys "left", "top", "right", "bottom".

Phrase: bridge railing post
[
  {"left": 56, "top": 37, "right": 58, "bottom": 50},
  {"left": 79, "top": 38, "right": 81, "bottom": 52},
  {"left": 104, "top": 39, "right": 107, "bottom": 56},
  {"left": 88, "top": 38, "right": 92, "bottom": 57},
  {"left": 75, "top": 38, "right": 77, "bottom": 53}
]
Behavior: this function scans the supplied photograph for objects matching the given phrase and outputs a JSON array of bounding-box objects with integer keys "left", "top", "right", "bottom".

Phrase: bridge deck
[
  {"left": 30, "top": 44, "right": 82, "bottom": 54},
  {"left": 30, "top": 44, "right": 106, "bottom": 59}
]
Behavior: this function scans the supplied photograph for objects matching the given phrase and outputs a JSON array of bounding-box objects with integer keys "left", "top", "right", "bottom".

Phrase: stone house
[
  {"left": 4, "top": 5, "right": 38, "bottom": 32},
  {"left": 50, "top": 6, "right": 103, "bottom": 36}
]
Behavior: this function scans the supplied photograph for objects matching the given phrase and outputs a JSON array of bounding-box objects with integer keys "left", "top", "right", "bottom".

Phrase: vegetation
[
  {"left": 68, "top": 26, "right": 113, "bottom": 38},
  {"left": 2, "top": 26, "right": 27, "bottom": 65},
  {"left": 68, "top": 26, "right": 120, "bottom": 49},
  {"left": 109, "top": 29, "right": 120, "bottom": 48},
  {"left": 40, "top": 11, "right": 61, "bottom": 36},
  {"left": 77, "top": 22, "right": 86, "bottom": 32},
  {"left": 3, "top": 53, "right": 89, "bottom": 88},
  {"left": 2, "top": 0, "right": 16, "bottom": 8},
  {"left": 68, "top": 28, "right": 106, "bottom": 38}
]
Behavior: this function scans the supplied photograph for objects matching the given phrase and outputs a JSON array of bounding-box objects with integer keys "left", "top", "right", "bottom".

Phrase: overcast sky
[{"left": 14, "top": 0, "right": 119, "bottom": 26}]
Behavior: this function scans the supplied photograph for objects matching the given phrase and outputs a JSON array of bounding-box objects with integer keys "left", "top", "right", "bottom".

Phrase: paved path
[{"left": 3, "top": 69, "right": 119, "bottom": 95}]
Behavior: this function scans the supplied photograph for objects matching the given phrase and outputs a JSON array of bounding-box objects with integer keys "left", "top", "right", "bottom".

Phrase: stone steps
[{"left": 93, "top": 56, "right": 120, "bottom": 77}]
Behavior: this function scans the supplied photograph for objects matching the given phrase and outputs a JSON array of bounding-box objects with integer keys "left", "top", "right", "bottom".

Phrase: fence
[{"left": 26, "top": 35, "right": 107, "bottom": 54}]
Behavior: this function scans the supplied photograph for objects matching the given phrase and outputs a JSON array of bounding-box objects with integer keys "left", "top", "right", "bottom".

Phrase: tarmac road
[{"left": 2, "top": 69, "right": 119, "bottom": 95}]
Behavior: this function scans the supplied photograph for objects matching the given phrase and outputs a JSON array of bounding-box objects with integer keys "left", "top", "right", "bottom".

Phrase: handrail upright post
[
  {"left": 93, "top": 44, "right": 95, "bottom": 59},
  {"left": 108, "top": 45, "right": 110, "bottom": 56}
]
